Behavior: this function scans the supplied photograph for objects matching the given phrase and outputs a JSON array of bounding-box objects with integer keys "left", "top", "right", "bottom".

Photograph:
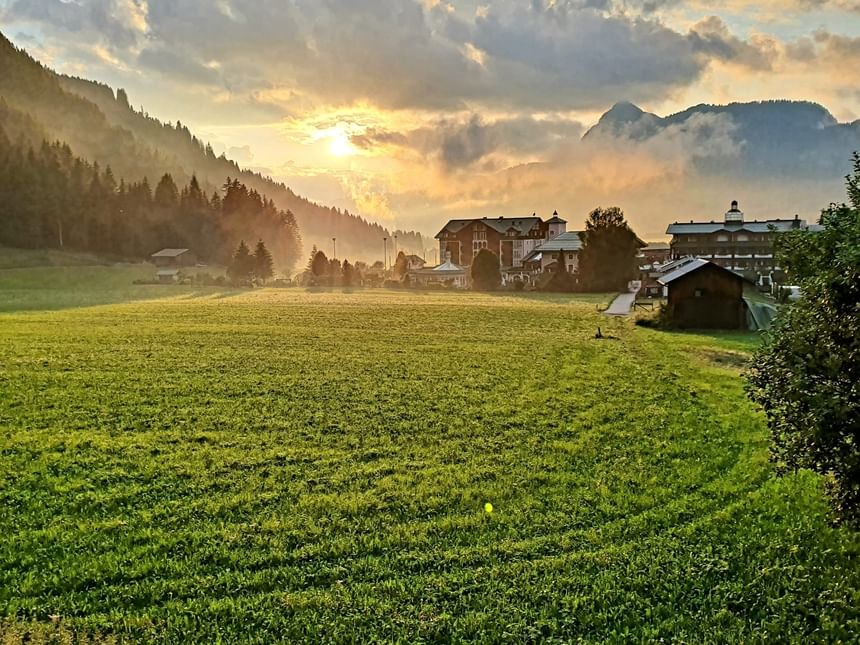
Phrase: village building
[
  {"left": 407, "top": 254, "right": 468, "bottom": 288},
  {"left": 156, "top": 269, "right": 180, "bottom": 284},
  {"left": 404, "top": 254, "right": 426, "bottom": 271},
  {"left": 639, "top": 242, "right": 671, "bottom": 266},
  {"left": 639, "top": 255, "right": 698, "bottom": 298},
  {"left": 666, "top": 201, "right": 815, "bottom": 287},
  {"left": 436, "top": 214, "right": 558, "bottom": 269},
  {"left": 521, "top": 231, "right": 584, "bottom": 275},
  {"left": 658, "top": 258, "right": 748, "bottom": 329},
  {"left": 150, "top": 248, "right": 196, "bottom": 268}
]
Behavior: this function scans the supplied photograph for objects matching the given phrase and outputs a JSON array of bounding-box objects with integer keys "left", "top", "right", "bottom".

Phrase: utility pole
[
  {"left": 332, "top": 237, "right": 337, "bottom": 260},
  {"left": 383, "top": 237, "right": 388, "bottom": 270},
  {"left": 394, "top": 235, "right": 398, "bottom": 259}
]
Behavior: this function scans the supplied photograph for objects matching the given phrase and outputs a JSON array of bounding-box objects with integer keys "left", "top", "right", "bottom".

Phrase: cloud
[
  {"left": 0, "top": 0, "right": 772, "bottom": 112},
  {"left": 352, "top": 114, "right": 585, "bottom": 170},
  {"left": 688, "top": 16, "right": 777, "bottom": 70}
]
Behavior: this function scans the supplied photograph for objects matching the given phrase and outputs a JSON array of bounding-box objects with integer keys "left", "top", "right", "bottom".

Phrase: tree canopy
[
  {"left": 578, "top": 207, "right": 640, "bottom": 292},
  {"left": 471, "top": 249, "right": 502, "bottom": 291}
]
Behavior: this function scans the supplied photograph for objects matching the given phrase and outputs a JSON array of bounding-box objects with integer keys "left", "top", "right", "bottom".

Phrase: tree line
[{"left": 0, "top": 134, "right": 301, "bottom": 270}]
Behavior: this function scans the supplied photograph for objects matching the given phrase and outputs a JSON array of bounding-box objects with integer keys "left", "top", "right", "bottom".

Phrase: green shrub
[{"left": 746, "top": 153, "right": 860, "bottom": 525}]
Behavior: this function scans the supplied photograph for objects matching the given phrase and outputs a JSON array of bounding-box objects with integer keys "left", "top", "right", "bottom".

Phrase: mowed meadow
[{"left": 1, "top": 263, "right": 859, "bottom": 643}]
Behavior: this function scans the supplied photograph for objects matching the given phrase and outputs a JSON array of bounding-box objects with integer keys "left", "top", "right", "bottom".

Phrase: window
[
  {"left": 717, "top": 234, "right": 729, "bottom": 242},
  {"left": 474, "top": 230, "right": 487, "bottom": 241},
  {"left": 694, "top": 288, "right": 705, "bottom": 298},
  {"left": 472, "top": 240, "right": 487, "bottom": 254},
  {"left": 568, "top": 253, "right": 574, "bottom": 260},
  {"left": 736, "top": 233, "right": 749, "bottom": 242}
]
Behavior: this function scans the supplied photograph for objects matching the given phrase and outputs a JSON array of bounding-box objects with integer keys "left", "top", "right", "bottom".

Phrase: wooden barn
[{"left": 658, "top": 258, "right": 747, "bottom": 329}]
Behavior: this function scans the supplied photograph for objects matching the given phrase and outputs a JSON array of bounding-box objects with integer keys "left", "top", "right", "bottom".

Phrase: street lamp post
[
  {"left": 394, "top": 235, "right": 398, "bottom": 259},
  {"left": 383, "top": 237, "right": 388, "bottom": 270},
  {"left": 332, "top": 237, "right": 336, "bottom": 260}
]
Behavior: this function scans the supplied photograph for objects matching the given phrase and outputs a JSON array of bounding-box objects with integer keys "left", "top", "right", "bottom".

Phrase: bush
[{"left": 746, "top": 153, "right": 860, "bottom": 525}]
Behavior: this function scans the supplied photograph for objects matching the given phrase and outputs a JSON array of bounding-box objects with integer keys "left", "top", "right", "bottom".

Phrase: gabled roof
[
  {"left": 657, "top": 258, "right": 744, "bottom": 285},
  {"left": 436, "top": 217, "right": 542, "bottom": 238},
  {"left": 151, "top": 248, "right": 190, "bottom": 258},
  {"left": 533, "top": 231, "right": 584, "bottom": 252},
  {"left": 643, "top": 242, "right": 670, "bottom": 251}
]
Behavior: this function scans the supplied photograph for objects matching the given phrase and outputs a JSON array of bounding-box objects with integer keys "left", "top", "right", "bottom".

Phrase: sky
[{"left": 2, "top": 0, "right": 860, "bottom": 240}]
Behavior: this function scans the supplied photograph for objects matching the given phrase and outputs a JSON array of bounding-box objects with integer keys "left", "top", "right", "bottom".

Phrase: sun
[{"left": 329, "top": 133, "right": 355, "bottom": 157}]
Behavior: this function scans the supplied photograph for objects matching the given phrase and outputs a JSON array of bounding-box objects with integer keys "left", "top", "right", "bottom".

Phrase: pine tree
[
  {"left": 253, "top": 240, "right": 274, "bottom": 282},
  {"left": 342, "top": 259, "right": 355, "bottom": 287},
  {"left": 228, "top": 240, "right": 254, "bottom": 282}
]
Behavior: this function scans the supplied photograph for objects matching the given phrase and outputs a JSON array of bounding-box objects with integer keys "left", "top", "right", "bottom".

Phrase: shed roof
[
  {"left": 151, "top": 248, "right": 190, "bottom": 258},
  {"left": 657, "top": 258, "right": 744, "bottom": 285},
  {"left": 157, "top": 269, "right": 180, "bottom": 277}
]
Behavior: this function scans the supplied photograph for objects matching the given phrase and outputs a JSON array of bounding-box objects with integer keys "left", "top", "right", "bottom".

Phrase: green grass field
[{"left": 1, "top": 258, "right": 859, "bottom": 643}]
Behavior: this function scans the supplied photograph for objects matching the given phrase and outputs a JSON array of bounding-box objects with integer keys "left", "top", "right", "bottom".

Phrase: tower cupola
[{"left": 725, "top": 200, "right": 744, "bottom": 224}]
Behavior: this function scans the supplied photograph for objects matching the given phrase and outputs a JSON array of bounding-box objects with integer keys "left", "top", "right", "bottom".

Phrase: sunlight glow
[{"left": 329, "top": 133, "right": 356, "bottom": 157}]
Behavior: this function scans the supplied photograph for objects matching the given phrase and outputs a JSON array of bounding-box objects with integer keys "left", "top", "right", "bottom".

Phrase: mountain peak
[{"left": 601, "top": 101, "right": 645, "bottom": 124}]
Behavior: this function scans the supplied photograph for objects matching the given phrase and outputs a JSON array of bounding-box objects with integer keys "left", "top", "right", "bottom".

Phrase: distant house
[
  {"left": 658, "top": 258, "right": 747, "bottom": 329},
  {"left": 639, "top": 242, "right": 671, "bottom": 265},
  {"left": 151, "top": 248, "right": 196, "bottom": 268},
  {"left": 405, "top": 254, "right": 426, "bottom": 271},
  {"left": 436, "top": 212, "right": 566, "bottom": 269},
  {"left": 408, "top": 254, "right": 468, "bottom": 288},
  {"left": 157, "top": 269, "right": 180, "bottom": 284},
  {"left": 521, "top": 231, "right": 584, "bottom": 275}
]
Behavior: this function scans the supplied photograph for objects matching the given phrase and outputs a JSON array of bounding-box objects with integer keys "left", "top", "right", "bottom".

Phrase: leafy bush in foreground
[{"left": 747, "top": 154, "right": 860, "bottom": 525}]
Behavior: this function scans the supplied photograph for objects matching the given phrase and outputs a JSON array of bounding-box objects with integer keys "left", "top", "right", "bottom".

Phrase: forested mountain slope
[{"left": 0, "top": 31, "right": 425, "bottom": 264}]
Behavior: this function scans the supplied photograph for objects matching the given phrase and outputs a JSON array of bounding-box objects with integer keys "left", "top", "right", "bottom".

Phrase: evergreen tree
[
  {"left": 253, "top": 240, "right": 274, "bottom": 282},
  {"left": 342, "top": 259, "right": 355, "bottom": 287},
  {"left": 311, "top": 250, "right": 329, "bottom": 279},
  {"left": 228, "top": 240, "right": 254, "bottom": 282}
]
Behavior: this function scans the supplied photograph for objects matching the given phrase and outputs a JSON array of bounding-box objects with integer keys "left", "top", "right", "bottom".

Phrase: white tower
[
  {"left": 546, "top": 210, "right": 567, "bottom": 239},
  {"left": 725, "top": 200, "right": 744, "bottom": 224}
]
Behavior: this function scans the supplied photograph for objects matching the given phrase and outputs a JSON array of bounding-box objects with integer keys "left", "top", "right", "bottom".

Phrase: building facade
[
  {"left": 666, "top": 201, "right": 813, "bottom": 285},
  {"left": 436, "top": 213, "right": 565, "bottom": 269}
]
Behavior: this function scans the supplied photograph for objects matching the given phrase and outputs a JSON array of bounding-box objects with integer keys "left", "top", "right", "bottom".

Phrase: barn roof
[
  {"left": 151, "top": 248, "right": 190, "bottom": 258},
  {"left": 658, "top": 258, "right": 745, "bottom": 285}
]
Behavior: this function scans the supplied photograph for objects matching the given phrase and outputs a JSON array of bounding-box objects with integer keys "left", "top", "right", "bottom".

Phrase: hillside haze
[{"left": 0, "top": 32, "right": 426, "bottom": 264}]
